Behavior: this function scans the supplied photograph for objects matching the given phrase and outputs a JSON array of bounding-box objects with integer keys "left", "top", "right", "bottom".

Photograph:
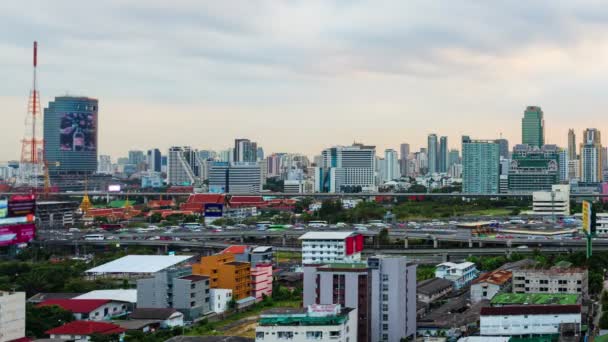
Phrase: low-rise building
[
  {"left": 480, "top": 305, "right": 581, "bottom": 336},
  {"left": 512, "top": 266, "right": 588, "bottom": 297},
  {"left": 192, "top": 253, "right": 252, "bottom": 301},
  {"left": 251, "top": 264, "right": 273, "bottom": 302},
  {"left": 434, "top": 262, "right": 478, "bottom": 289},
  {"left": 470, "top": 270, "right": 512, "bottom": 303},
  {"left": 417, "top": 278, "right": 453, "bottom": 304},
  {"left": 532, "top": 184, "right": 570, "bottom": 216},
  {"left": 38, "top": 299, "right": 128, "bottom": 321},
  {"left": 129, "top": 308, "right": 184, "bottom": 328},
  {"left": 45, "top": 320, "right": 126, "bottom": 342},
  {"left": 255, "top": 304, "right": 357, "bottom": 342},
  {"left": 210, "top": 289, "right": 233, "bottom": 314},
  {"left": 299, "top": 232, "right": 364, "bottom": 265},
  {"left": 0, "top": 291, "right": 25, "bottom": 342}
]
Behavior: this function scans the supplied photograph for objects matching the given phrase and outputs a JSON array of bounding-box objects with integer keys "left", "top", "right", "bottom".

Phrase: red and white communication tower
[{"left": 19, "top": 41, "right": 44, "bottom": 188}]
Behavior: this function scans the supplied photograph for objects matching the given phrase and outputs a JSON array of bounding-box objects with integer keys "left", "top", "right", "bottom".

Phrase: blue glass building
[{"left": 44, "top": 96, "right": 98, "bottom": 175}]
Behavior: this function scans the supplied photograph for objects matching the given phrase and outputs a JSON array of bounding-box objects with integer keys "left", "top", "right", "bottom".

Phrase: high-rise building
[
  {"left": 128, "top": 150, "right": 145, "bottom": 166},
  {"left": 303, "top": 256, "right": 416, "bottom": 342},
  {"left": 97, "top": 155, "right": 112, "bottom": 174},
  {"left": 508, "top": 144, "right": 561, "bottom": 193},
  {"left": 580, "top": 128, "right": 602, "bottom": 183},
  {"left": 521, "top": 106, "right": 544, "bottom": 147},
  {"left": 568, "top": 129, "right": 577, "bottom": 161},
  {"left": 448, "top": 149, "right": 460, "bottom": 168},
  {"left": 462, "top": 136, "right": 500, "bottom": 194},
  {"left": 167, "top": 146, "right": 199, "bottom": 185},
  {"left": 256, "top": 147, "right": 264, "bottom": 161},
  {"left": 234, "top": 139, "right": 258, "bottom": 162},
  {"left": 147, "top": 148, "right": 162, "bottom": 173},
  {"left": 438, "top": 136, "right": 448, "bottom": 173},
  {"left": 43, "top": 96, "right": 98, "bottom": 176},
  {"left": 383, "top": 149, "right": 400, "bottom": 181},
  {"left": 427, "top": 134, "right": 438, "bottom": 174},
  {"left": 399, "top": 143, "right": 410, "bottom": 177},
  {"left": 315, "top": 143, "right": 376, "bottom": 193},
  {"left": 208, "top": 162, "right": 262, "bottom": 193},
  {"left": 495, "top": 138, "right": 509, "bottom": 159}
]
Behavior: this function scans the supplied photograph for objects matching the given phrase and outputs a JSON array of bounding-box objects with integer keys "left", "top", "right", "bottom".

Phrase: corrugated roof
[
  {"left": 481, "top": 305, "right": 581, "bottom": 316},
  {"left": 221, "top": 245, "right": 248, "bottom": 255},
  {"left": 298, "top": 232, "right": 357, "bottom": 240},
  {"left": 252, "top": 246, "right": 272, "bottom": 253},
  {"left": 46, "top": 321, "right": 126, "bottom": 335},
  {"left": 472, "top": 270, "right": 512, "bottom": 286},
  {"left": 75, "top": 289, "right": 137, "bottom": 303},
  {"left": 38, "top": 299, "right": 110, "bottom": 313},
  {"left": 130, "top": 308, "right": 180, "bottom": 320},
  {"left": 86, "top": 255, "right": 193, "bottom": 274},
  {"left": 417, "top": 278, "right": 453, "bottom": 295}
]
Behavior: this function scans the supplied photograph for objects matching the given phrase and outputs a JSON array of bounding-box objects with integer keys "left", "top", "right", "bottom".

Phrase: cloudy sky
[{"left": 2, "top": 0, "right": 608, "bottom": 161}]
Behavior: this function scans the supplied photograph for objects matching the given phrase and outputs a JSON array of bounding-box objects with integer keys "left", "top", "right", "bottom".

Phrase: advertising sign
[
  {"left": 204, "top": 203, "right": 224, "bottom": 217},
  {"left": 0, "top": 216, "right": 33, "bottom": 226},
  {"left": 0, "top": 224, "right": 35, "bottom": 247},
  {"left": 108, "top": 185, "right": 121, "bottom": 192},
  {"left": 8, "top": 195, "right": 36, "bottom": 217},
  {"left": 59, "top": 112, "right": 97, "bottom": 152},
  {"left": 0, "top": 200, "right": 7, "bottom": 218},
  {"left": 582, "top": 200, "right": 592, "bottom": 235}
]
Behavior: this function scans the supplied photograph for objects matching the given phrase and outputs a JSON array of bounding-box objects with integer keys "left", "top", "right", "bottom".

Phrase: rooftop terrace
[{"left": 491, "top": 293, "right": 579, "bottom": 305}]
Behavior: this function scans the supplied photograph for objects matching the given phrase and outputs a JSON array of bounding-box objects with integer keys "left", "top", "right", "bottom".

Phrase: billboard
[
  {"left": 204, "top": 203, "right": 224, "bottom": 217},
  {"left": 582, "top": 200, "right": 592, "bottom": 235},
  {"left": 0, "top": 200, "right": 7, "bottom": 218},
  {"left": 108, "top": 185, "right": 121, "bottom": 192},
  {"left": 0, "top": 224, "right": 35, "bottom": 247},
  {"left": 0, "top": 216, "right": 34, "bottom": 226},
  {"left": 8, "top": 195, "right": 36, "bottom": 217},
  {"left": 59, "top": 112, "right": 97, "bottom": 152}
]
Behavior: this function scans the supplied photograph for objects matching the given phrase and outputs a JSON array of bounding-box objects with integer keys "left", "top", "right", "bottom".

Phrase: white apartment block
[
  {"left": 299, "top": 232, "right": 363, "bottom": 265},
  {"left": 512, "top": 267, "right": 587, "bottom": 297},
  {"left": 532, "top": 184, "right": 570, "bottom": 216},
  {"left": 435, "top": 262, "right": 479, "bottom": 290},
  {"left": 480, "top": 305, "right": 581, "bottom": 336}
]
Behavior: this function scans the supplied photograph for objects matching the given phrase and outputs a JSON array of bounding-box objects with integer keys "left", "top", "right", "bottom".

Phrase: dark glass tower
[{"left": 43, "top": 96, "right": 98, "bottom": 176}]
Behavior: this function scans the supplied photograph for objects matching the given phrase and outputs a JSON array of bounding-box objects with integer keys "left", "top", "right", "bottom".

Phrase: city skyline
[{"left": 4, "top": 2, "right": 608, "bottom": 160}]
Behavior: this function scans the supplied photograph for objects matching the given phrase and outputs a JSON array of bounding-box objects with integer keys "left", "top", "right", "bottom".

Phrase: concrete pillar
[
  {"left": 478, "top": 241, "right": 483, "bottom": 248},
  {"left": 240, "top": 235, "right": 244, "bottom": 243},
  {"left": 374, "top": 236, "right": 379, "bottom": 249},
  {"left": 282, "top": 235, "right": 287, "bottom": 247},
  {"left": 506, "top": 240, "right": 512, "bottom": 248},
  {"left": 164, "top": 244, "right": 168, "bottom": 254},
  {"left": 143, "top": 196, "right": 149, "bottom": 204},
  {"left": 433, "top": 237, "right": 438, "bottom": 249},
  {"left": 468, "top": 239, "right": 473, "bottom": 248},
  {"left": 403, "top": 237, "right": 408, "bottom": 249},
  {"left": 442, "top": 253, "right": 448, "bottom": 262}
]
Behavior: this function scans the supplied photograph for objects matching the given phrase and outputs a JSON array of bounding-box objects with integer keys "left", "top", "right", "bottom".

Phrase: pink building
[
  {"left": 251, "top": 263, "right": 273, "bottom": 302},
  {"left": 602, "top": 183, "right": 608, "bottom": 203}
]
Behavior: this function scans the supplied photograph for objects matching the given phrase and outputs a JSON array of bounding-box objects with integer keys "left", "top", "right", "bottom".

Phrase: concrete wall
[
  {"left": 481, "top": 313, "right": 580, "bottom": 335},
  {"left": 470, "top": 283, "right": 501, "bottom": 303},
  {"left": 0, "top": 292, "right": 25, "bottom": 342},
  {"left": 210, "top": 289, "right": 232, "bottom": 314}
]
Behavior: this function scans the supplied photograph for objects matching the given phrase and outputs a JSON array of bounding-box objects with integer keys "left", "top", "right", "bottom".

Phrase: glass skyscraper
[
  {"left": 462, "top": 136, "right": 500, "bottom": 194},
  {"left": 43, "top": 96, "right": 98, "bottom": 176},
  {"left": 521, "top": 106, "right": 544, "bottom": 147},
  {"left": 427, "top": 134, "right": 438, "bottom": 174}
]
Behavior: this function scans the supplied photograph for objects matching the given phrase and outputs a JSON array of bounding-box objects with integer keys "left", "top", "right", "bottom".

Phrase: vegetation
[
  {"left": 26, "top": 303, "right": 74, "bottom": 338},
  {"left": 416, "top": 265, "right": 436, "bottom": 281}
]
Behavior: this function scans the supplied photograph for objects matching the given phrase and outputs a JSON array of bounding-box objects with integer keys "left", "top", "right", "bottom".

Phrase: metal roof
[
  {"left": 86, "top": 255, "right": 193, "bottom": 274},
  {"left": 75, "top": 289, "right": 137, "bottom": 303},
  {"left": 298, "top": 232, "right": 356, "bottom": 240}
]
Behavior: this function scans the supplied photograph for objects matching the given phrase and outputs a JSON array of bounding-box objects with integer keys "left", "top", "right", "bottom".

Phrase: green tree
[
  {"left": 149, "top": 212, "right": 163, "bottom": 223},
  {"left": 26, "top": 303, "right": 74, "bottom": 338},
  {"left": 600, "top": 312, "right": 608, "bottom": 329},
  {"left": 378, "top": 228, "right": 390, "bottom": 246},
  {"left": 90, "top": 333, "right": 121, "bottom": 342}
]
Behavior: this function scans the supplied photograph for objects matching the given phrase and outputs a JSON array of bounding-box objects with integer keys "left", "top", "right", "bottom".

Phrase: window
[
  {"left": 306, "top": 331, "right": 322, "bottom": 340},
  {"left": 382, "top": 314, "right": 388, "bottom": 321},
  {"left": 382, "top": 294, "right": 389, "bottom": 301},
  {"left": 256, "top": 332, "right": 265, "bottom": 340},
  {"left": 190, "top": 301, "right": 196, "bottom": 307},
  {"left": 278, "top": 332, "right": 294, "bottom": 340},
  {"left": 382, "top": 274, "right": 389, "bottom": 281},
  {"left": 383, "top": 324, "right": 389, "bottom": 331},
  {"left": 330, "top": 331, "right": 341, "bottom": 339}
]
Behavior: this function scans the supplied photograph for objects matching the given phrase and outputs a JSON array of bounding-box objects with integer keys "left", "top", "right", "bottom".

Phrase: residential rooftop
[
  {"left": 472, "top": 270, "right": 512, "bottom": 286},
  {"left": 259, "top": 306, "right": 353, "bottom": 327},
  {"left": 298, "top": 232, "right": 358, "bottom": 240},
  {"left": 319, "top": 262, "right": 368, "bottom": 269},
  {"left": 491, "top": 293, "right": 579, "bottom": 305}
]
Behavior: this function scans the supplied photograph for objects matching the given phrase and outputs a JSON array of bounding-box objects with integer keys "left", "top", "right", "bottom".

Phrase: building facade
[
  {"left": 299, "top": 232, "right": 364, "bottom": 265},
  {"left": 470, "top": 270, "right": 512, "bottom": 303},
  {"left": 512, "top": 267, "right": 588, "bottom": 298},
  {"left": 532, "top": 184, "right": 570, "bottom": 216},
  {"left": 580, "top": 128, "right": 602, "bottom": 183},
  {"left": 428, "top": 134, "right": 438, "bottom": 174},
  {"left": 438, "top": 136, "right": 448, "bottom": 173},
  {"left": 435, "top": 262, "right": 479, "bottom": 290},
  {"left": 521, "top": 106, "right": 544, "bottom": 148},
  {"left": 192, "top": 254, "right": 252, "bottom": 300},
  {"left": 234, "top": 139, "right": 258, "bottom": 162},
  {"left": 508, "top": 144, "right": 561, "bottom": 193},
  {"left": 209, "top": 289, "right": 233, "bottom": 314},
  {"left": 315, "top": 144, "right": 376, "bottom": 193},
  {"left": 147, "top": 148, "right": 162, "bottom": 172},
  {"left": 167, "top": 146, "right": 199, "bottom": 185},
  {"left": 208, "top": 162, "right": 262, "bottom": 193},
  {"left": 462, "top": 136, "right": 500, "bottom": 194},
  {"left": 480, "top": 305, "right": 581, "bottom": 336}
]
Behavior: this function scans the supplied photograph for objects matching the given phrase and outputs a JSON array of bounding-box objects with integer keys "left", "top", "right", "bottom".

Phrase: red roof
[
  {"left": 481, "top": 305, "right": 581, "bottom": 316},
  {"left": 186, "top": 194, "right": 225, "bottom": 204},
  {"left": 229, "top": 196, "right": 265, "bottom": 207},
  {"left": 147, "top": 199, "right": 175, "bottom": 208},
  {"left": 221, "top": 245, "right": 248, "bottom": 255},
  {"left": 46, "top": 321, "right": 126, "bottom": 336},
  {"left": 472, "top": 270, "right": 512, "bottom": 286},
  {"left": 38, "top": 299, "right": 110, "bottom": 313}
]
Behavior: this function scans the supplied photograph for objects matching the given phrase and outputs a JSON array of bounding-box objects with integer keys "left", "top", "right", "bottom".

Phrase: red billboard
[
  {"left": 0, "top": 224, "right": 36, "bottom": 247},
  {"left": 345, "top": 234, "right": 364, "bottom": 256}
]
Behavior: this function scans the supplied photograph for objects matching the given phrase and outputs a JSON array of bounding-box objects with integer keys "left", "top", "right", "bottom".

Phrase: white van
[{"left": 83, "top": 234, "right": 104, "bottom": 241}]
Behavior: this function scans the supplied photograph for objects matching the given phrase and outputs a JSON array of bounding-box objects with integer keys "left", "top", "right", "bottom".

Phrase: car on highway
[{"left": 68, "top": 228, "right": 80, "bottom": 232}]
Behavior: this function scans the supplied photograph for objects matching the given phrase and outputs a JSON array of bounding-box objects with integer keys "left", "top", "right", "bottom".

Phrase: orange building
[{"left": 192, "top": 253, "right": 252, "bottom": 300}]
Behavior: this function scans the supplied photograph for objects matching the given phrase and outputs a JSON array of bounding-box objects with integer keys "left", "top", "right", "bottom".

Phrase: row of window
[{"left": 256, "top": 331, "right": 342, "bottom": 340}]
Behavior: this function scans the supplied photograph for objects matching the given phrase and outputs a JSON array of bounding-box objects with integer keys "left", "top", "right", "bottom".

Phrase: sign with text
[
  {"left": 8, "top": 195, "right": 36, "bottom": 217},
  {"left": 0, "top": 200, "right": 7, "bottom": 218},
  {"left": 582, "top": 200, "right": 592, "bottom": 235},
  {"left": 204, "top": 203, "right": 224, "bottom": 217},
  {"left": 0, "top": 224, "right": 35, "bottom": 247}
]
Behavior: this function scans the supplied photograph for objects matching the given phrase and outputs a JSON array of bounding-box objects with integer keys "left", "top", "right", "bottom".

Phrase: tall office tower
[
  {"left": 427, "top": 134, "right": 438, "bottom": 174},
  {"left": 568, "top": 129, "right": 577, "bottom": 160},
  {"left": 167, "top": 146, "right": 200, "bottom": 185},
  {"left": 97, "top": 155, "right": 113, "bottom": 174},
  {"left": 44, "top": 96, "right": 98, "bottom": 177},
  {"left": 448, "top": 149, "right": 460, "bottom": 168},
  {"left": 147, "top": 148, "right": 162, "bottom": 172},
  {"left": 462, "top": 136, "right": 500, "bottom": 194},
  {"left": 508, "top": 144, "right": 560, "bottom": 193},
  {"left": 315, "top": 143, "right": 375, "bottom": 193},
  {"left": 495, "top": 138, "right": 509, "bottom": 159},
  {"left": 580, "top": 128, "right": 602, "bottom": 183},
  {"left": 208, "top": 162, "right": 262, "bottom": 193},
  {"left": 303, "top": 256, "right": 416, "bottom": 342},
  {"left": 383, "top": 149, "right": 400, "bottom": 181},
  {"left": 218, "top": 149, "right": 232, "bottom": 162},
  {"left": 399, "top": 143, "right": 410, "bottom": 176},
  {"left": 558, "top": 148, "right": 569, "bottom": 182},
  {"left": 602, "top": 147, "right": 608, "bottom": 171},
  {"left": 438, "top": 136, "right": 448, "bottom": 173},
  {"left": 234, "top": 138, "right": 258, "bottom": 162},
  {"left": 521, "top": 106, "right": 544, "bottom": 147},
  {"left": 266, "top": 154, "right": 281, "bottom": 177},
  {"left": 128, "top": 150, "right": 145, "bottom": 165},
  {"left": 256, "top": 147, "right": 264, "bottom": 161}
]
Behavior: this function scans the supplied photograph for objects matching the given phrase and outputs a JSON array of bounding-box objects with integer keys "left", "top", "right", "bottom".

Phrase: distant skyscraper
[
  {"left": 495, "top": 138, "right": 509, "bottom": 159},
  {"left": 43, "top": 96, "right": 98, "bottom": 176},
  {"left": 521, "top": 106, "right": 544, "bottom": 147},
  {"left": 128, "top": 150, "right": 145, "bottom": 166},
  {"left": 427, "top": 134, "right": 438, "bottom": 174},
  {"left": 462, "top": 136, "right": 500, "bottom": 194},
  {"left": 383, "top": 149, "right": 400, "bottom": 181},
  {"left": 580, "top": 128, "right": 602, "bottom": 183},
  {"left": 315, "top": 143, "right": 376, "bottom": 192},
  {"left": 568, "top": 129, "right": 577, "bottom": 161},
  {"left": 399, "top": 143, "right": 410, "bottom": 176},
  {"left": 209, "top": 162, "right": 262, "bottom": 193},
  {"left": 234, "top": 138, "right": 258, "bottom": 162},
  {"left": 147, "top": 148, "right": 162, "bottom": 172},
  {"left": 448, "top": 149, "right": 460, "bottom": 168},
  {"left": 508, "top": 144, "right": 560, "bottom": 193},
  {"left": 167, "top": 146, "right": 199, "bottom": 185},
  {"left": 97, "top": 155, "right": 112, "bottom": 174},
  {"left": 257, "top": 147, "right": 264, "bottom": 161},
  {"left": 438, "top": 136, "right": 448, "bottom": 173}
]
